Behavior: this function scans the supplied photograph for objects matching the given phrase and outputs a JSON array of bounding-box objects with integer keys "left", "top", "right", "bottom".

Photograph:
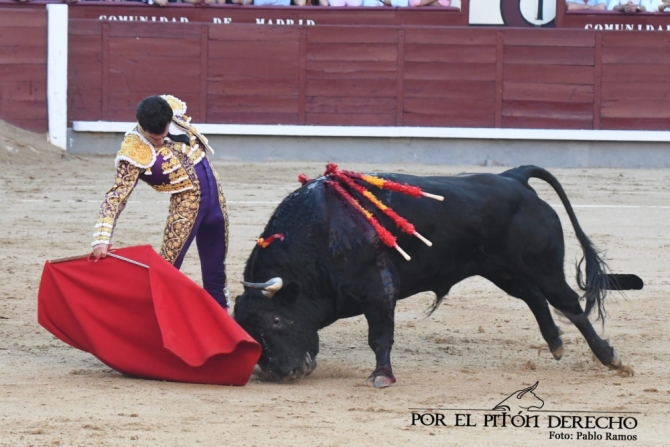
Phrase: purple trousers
[{"left": 173, "top": 158, "right": 228, "bottom": 308}]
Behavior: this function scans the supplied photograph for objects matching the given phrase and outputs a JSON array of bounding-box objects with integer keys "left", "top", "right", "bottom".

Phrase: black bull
[{"left": 234, "top": 166, "right": 643, "bottom": 388}]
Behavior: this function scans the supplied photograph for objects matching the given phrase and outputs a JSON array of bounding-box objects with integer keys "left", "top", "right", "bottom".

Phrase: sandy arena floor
[{"left": 0, "top": 150, "right": 669, "bottom": 446}]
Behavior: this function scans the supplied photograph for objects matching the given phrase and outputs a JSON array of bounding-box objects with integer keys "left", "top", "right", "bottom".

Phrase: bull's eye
[{"left": 273, "top": 316, "right": 281, "bottom": 327}]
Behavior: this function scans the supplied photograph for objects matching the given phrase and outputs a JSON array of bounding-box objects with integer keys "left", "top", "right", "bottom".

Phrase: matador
[{"left": 91, "top": 95, "right": 230, "bottom": 308}]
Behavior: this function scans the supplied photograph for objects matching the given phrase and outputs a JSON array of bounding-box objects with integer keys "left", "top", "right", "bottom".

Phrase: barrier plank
[
  {"left": 109, "top": 38, "right": 201, "bottom": 58},
  {"left": 0, "top": 27, "right": 46, "bottom": 47},
  {"left": 403, "top": 97, "right": 495, "bottom": 115},
  {"left": 209, "top": 41, "right": 300, "bottom": 60},
  {"left": 502, "top": 116, "right": 592, "bottom": 129},
  {"left": 502, "top": 100, "right": 593, "bottom": 120},
  {"left": 602, "top": 82, "right": 670, "bottom": 100},
  {"left": 69, "top": 20, "right": 102, "bottom": 36},
  {"left": 602, "top": 33, "right": 670, "bottom": 48},
  {"left": 404, "top": 80, "right": 495, "bottom": 101},
  {"left": 601, "top": 99, "right": 670, "bottom": 119},
  {"left": 504, "top": 46, "right": 595, "bottom": 66},
  {"left": 306, "top": 96, "right": 396, "bottom": 114},
  {"left": 305, "top": 113, "right": 396, "bottom": 126},
  {"left": 601, "top": 117, "right": 670, "bottom": 130},
  {"left": 405, "top": 44, "right": 496, "bottom": 63},
  {"left": 208, "top": 58, "right": 299, "bottom": 77},
  {"left": 0, "top": 64, "right": 46, "bottom": 83},
  {"left": 503, "top": 64, "right": 595, "bottom": 85},
  {"left": 110, "top": 22, "right": 202, "bottom": 39},
  {"left": 208, "top": 78, "right": 299, "bottom": 96},
  {"left": 108, "top": 56, "right": 201, "bottom": 77},
  {"left": 404, "top": 62, "right": 496, "bottom": 81},
  {"left": 2, "top": 81, "right": 46, "bottom": 101},
  {"left": 602, "top": 47, "right": 670, "bottom": 65},
  {"left": 0, "top": 99, "right": 47, "bottom": 119},
  {"left": 0, "top": 118, "right": 47, "bottom": 133},
  {"left": 205, "top": 111, "right": 299, "bottom": 125},
  {"left": 209, "top": 26, "right": 300, "bottom": 42},
  {"left": 306, "top": 60, "right": 397, "bottom": 80},
  {"left": 307, "top": 27, "right": 399, "bottom": 44},
  {"left": 503, "top": 82, "right": 594, "bottom": 103},
  {"left": 404, "top": 28, "right": 497, "bottom": 46},
  {"left": 0, "top": 10, "right": 46, "bottom": 28},
  {"left": 504, "top": 29, "right": 595, "bottom": 47},
  {"left": 601, "top": 64, "right": 670, "bottom": 83},
  {"left": 306, "top": 43, "right": 397, "bottom": 62},
  {"left": 403, "top": 113, "right": 494, "bottom": 127},
  {"left": 0, "top": 46, "right": 46, "bottom": 65},
  {"left": 207, "top": 94, "right": 298, "bottom": 114},
  {"left": 306, "top": 78, "right": 397, "bottom": 97}
]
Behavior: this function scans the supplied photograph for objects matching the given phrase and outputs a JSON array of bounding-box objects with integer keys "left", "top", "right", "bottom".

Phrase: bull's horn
[{"left": 241, "top": 277, "right": 283, "bottom": 298}]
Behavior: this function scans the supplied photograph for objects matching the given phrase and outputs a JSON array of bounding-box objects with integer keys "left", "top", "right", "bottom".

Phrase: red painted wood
[
  {"left": 306, "top": 78, "right": 397, "bottom": 97},
  {"left": 108, "top": 56, "right": 201, "bottom": 76},
  {"left": 593, "top": 32, "right": 602, "bottom": 130},
  {"left": 109, "top": 38, "right": 201, "bottom": 58},
  {"left": 0, "top": 118, "right": 47, "bottom": 133},
  {"left": 602, "top": 46, "right": 670, "bottom": 65},
  {"left": 0, "top": 27, "right": 47, "bottom": 47},
  {"left": 405, "top": 44, "right": 497, "bottom": 63},
  {"left": 307, "top": 61, "right": 398, "bottom": 80},
  {"left": 209, "top": 58, "right": 299, "bottom": 78},
  {"left": 299, "top": 28, "right": 307, "bottom": 125},
  {"left": 69, "top": 20, "right": 102, "bottom": 36},
  {"left": 307, "top": 27, "right": 399, "bottom": 44},
  {"left": 602, "top": 82, "right": 670, "bottom": 100},
  {"left": 404, "top": 80, "right": 495, "bottom": 100},
  {"left": 0, "top": 100, "right": 47, "bottom": 119},
  {"left": 207, "top": 94, "right": 298, "bottom": 114},
  {"left": 502, "top": 116, "right": 592, "bottom": 129},
  {"left": 503, "top": 82, "right": 594, "bottom": 103},
  {"left": 206, "top": 112, "right": 299, "bottom": 125},
  {"left": 0, "top": 10, "right": 46, "bottom": 27},
  {"left": 404, "top": 97, "right": 495, "bottom": 115},
  {"left": 396, "top": 29, "right": 405, "bottom": 126},
  {"left": 209, "top": 26, "right": 300, "bottom": 42},
  {"left": 209, "top": 41, "right": 300, "bottom": 60},
  {"left": 503, "top": 64, "right": 595, "bottom": 85},
  {"left": 504, "top": 46, "right": 595, "bottom": 66},
  {"left": 601, "top": 117, "right": 670, "bottom": 131},
  {"left": 200, "top": 25, "right": 208, "bottom": 124},
  {"left": 601, "top": 99, "right": 670, "bottom": 119},
  {"left": 502, "top": 100, "right": 594, "bottom": 120},
  {"left": 602, "top": 32, "right": 670, "bottom": 48},
  {"left": 504, "top": 29, "right": 595, "bottom": 47},
  {"left": 306, "top": 96, "right": 396, "bottom": 114},
  {"left": 108, "top": 75, "right": 202, "bottom": 94},
  {"left": 404, "top": 62, "right": 496, "bottom": 81},
  {"left": 307, "top": 43, "right": 397, "bottom": 62},
  {"left": 495, "top": 31, "right": 503, "bottom": 128},
  {"left": 402, "top": 113, "right": 495, "bottom": 128},
  {"left": 305, "top": 113, "right": 396, "bottom": 126},
  {"left": 0, "top": 64, "right": 46, "bottom": 83},
  {"left": 2, "top": 80, "right": 46, "bottom": 101},
  {"left": 404, "top": 28, "right": 497, "bottom": 46},
  {"left": 0, "top": 46, "right": 46, "bottom": 65},
  {"left": 109, "top": 22, "right": 202, "bottom": 39},
  {"left": 208, "top": 78, "right": 299, "bottom": 96},
  {"left": 601, "top": 64, "right": 670, "bottom": 83}
]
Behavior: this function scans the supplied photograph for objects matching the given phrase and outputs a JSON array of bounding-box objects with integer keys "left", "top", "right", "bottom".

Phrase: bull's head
[{"left": 234, "top": 277, "right": 319, "bottom": 382}]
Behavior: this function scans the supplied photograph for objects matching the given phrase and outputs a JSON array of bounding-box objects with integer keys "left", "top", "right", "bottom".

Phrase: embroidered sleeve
[{"left": 92, "top": 161, "right": 141, "bottom": 247}]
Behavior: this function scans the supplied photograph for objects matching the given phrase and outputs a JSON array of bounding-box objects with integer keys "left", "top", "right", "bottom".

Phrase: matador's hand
[{"left": 92, "top": 244, "right": 109, "bottom": 260}]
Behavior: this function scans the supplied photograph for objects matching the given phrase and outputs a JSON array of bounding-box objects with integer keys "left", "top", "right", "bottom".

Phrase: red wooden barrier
[
  {"left": 68, "top": 20, "right": 670, "bottom": 131},
  {"left": 0, "top": 8, "right": 48, "bottom": 133}
]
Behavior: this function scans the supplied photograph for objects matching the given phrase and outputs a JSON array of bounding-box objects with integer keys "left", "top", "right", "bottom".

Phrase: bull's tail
[{"left": 502, "top": 166, "right": 640, "bottom": 322}]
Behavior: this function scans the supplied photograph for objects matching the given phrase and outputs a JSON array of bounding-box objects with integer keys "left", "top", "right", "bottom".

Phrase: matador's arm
[{"left": 92, "top": 161, "right": 141, "bottom": 248}]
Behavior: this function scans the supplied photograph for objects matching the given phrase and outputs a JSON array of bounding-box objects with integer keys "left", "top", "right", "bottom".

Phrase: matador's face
[{"left": 142, "top": 124, "right": 169, "bottom": 148}]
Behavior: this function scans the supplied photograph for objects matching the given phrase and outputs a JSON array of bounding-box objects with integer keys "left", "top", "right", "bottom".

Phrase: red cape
[{"left": 37, "top": 245, "right": 261, "bottom": 386}]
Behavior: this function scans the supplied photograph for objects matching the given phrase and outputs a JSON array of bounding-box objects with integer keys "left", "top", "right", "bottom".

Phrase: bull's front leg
[{"left": 362, "top": 294, "right": 397, "bottom": 389}]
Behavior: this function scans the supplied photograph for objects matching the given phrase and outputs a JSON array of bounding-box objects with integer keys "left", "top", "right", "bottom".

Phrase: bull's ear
[{"left": 241, "top": 277, "right": 283, "bottom": 299}]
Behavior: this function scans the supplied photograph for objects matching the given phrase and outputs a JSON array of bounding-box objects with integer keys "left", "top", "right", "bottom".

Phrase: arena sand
[{"left": 0, "top": 145, "right": 669, "bottom": 445}]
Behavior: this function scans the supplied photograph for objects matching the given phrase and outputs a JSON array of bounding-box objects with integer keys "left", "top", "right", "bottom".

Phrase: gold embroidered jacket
[{"left": 92, "top": 101, "right": 214, "bottom": 248}]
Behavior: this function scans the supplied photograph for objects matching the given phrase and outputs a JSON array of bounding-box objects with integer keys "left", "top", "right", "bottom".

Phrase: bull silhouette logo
[{"left": 492, "top": 381, "right": 544, "bottom": 413}]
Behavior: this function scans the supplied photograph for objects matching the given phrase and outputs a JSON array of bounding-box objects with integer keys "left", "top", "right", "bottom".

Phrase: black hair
[{"left": 136, "top": 96, "right": 173, "bottom": 135}]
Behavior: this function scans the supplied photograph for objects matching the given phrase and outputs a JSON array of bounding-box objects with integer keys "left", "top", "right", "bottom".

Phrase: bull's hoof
[
  {"left": 607, "top": 349, "right": 622, "bottom": 369},
  {"left": 551, "top": 345, "right": 565, "bottom": 361},
  {"left": 366, "top": 372, "right": 397, "bottom": 389}
]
